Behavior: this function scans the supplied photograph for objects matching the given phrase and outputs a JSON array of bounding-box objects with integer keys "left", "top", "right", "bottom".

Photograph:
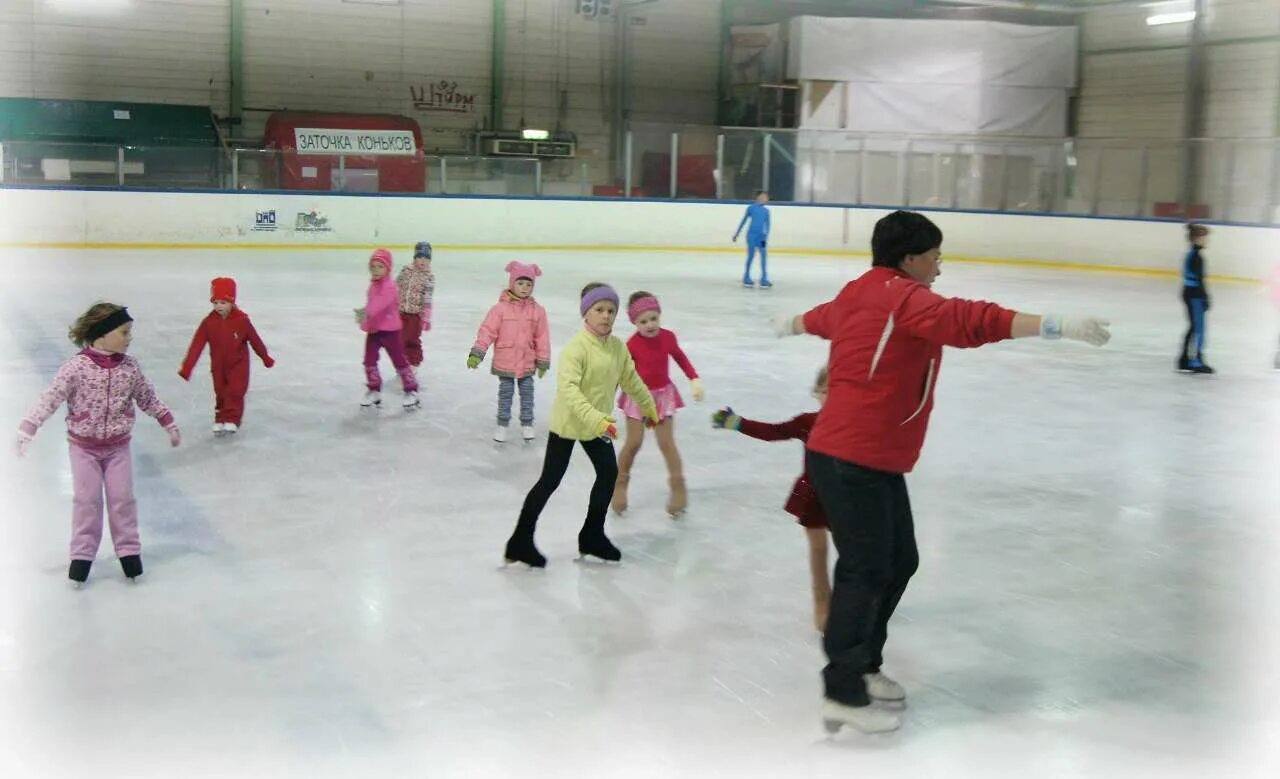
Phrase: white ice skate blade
[
  {"left": 500, "top": 558, "right": 544, "bottom": 570},
  {"left": 820, "top": 700, "right": 901, "bottom": 735},
  {"left": 574, "top": 554, "right": 621, "bottom": 565}
]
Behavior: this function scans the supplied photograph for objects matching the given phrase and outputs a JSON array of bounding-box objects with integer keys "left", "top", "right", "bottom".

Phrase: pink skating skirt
[{"left": 618, "top": 382, "right": 684, "bottom": 421}]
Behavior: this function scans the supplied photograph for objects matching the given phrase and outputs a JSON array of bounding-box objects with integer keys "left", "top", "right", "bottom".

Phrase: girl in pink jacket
[
  {"left": 467, "top": 261, "right": 551, "bottom": 443},
  {"left": 355, "top": 248, "right": 420, "bottom": 410},
  {"left": 14, "top": 303, "right": 181, "bottom": 587}
]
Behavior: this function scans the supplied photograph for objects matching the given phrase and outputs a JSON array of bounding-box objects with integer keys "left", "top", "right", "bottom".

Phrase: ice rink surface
[{"left": 1, "top": 247, "right": 1277, "bottom": 778}]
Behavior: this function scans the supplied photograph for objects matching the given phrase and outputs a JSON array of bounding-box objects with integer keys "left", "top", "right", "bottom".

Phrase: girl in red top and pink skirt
[{"left": 612, "top": 291, "right": 705, "bottom": 517}]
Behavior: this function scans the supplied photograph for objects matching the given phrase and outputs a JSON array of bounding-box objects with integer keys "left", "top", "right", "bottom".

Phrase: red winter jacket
[
  {"left": 178, "top": 308, "right": 273, "bottom": 380},
  {"left": 802, "top": 267, "right": 1016, "bottom": 474}
]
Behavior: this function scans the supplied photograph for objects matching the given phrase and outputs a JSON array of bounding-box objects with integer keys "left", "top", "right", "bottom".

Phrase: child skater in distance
[
  {"left": 468, "top": 261, "right": 551, "bottom": 442},
  {"left": 356, "top": 249, "right": 420, "bottom": 409},
  {"left": 178, "top": 277, "right": 274, "bottom": 436},
  {"left": 733, "top": 189, "right": 771, "bottom": 288}
]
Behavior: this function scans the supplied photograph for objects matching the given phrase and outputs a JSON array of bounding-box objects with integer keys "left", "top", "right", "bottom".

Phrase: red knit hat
[{"left": 210, "top": 277, "right": 237, "bottom": 303}]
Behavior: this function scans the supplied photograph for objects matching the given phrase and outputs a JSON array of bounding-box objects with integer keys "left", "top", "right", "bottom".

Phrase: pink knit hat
[
  {"left": 369, "top": 248, "right": 394, "bottom": 272},
  {"left": 506, "top": 260, "right": 541, "bottom": 290}
]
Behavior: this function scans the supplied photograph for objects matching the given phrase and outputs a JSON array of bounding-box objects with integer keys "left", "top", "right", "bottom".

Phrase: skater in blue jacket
[{"left": 733, "top": 190, "right": 771, "bottom": 288}]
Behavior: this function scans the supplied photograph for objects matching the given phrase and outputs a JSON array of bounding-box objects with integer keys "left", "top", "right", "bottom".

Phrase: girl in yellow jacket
[{"left": 504, "top": 282, "right": 658, "bottom": 567}]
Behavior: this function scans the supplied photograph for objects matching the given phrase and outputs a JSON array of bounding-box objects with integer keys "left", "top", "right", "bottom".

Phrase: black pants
[
  {"left": 807, "top": 450, "right": 919, "bottom": 706},
  {"left": 514, "top": 432, "right": 618, "bottom": 539}
]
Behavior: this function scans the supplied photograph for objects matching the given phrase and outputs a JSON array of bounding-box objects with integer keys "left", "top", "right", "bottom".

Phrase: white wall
[
  {"left": 1, "top": 188, "right": 1275, "bottom": 281},
  {"left": 0, "top": 0, "right": 230, "bottom": 108},
  {"left": 1079, "top": 0, "right": 1280, "bottom": 139},
  {"left": 0, "top": 0, "right": 721, "bottom": 167}
]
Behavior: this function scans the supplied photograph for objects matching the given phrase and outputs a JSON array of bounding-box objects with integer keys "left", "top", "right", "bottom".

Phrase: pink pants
[
  {"left": 68, "top": 441, "right": 140, "bottom": 561},
  {"left": 364, "top": 330, "right": 418, "bottom": 393}
]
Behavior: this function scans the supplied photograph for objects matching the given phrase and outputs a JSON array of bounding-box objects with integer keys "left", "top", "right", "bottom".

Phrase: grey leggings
[{"left": 497, "top": 375, "right": 535, "bottom": 426}]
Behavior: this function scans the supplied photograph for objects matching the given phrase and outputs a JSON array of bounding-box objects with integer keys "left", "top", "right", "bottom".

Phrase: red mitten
[{"left": 263, "top": 356, "right": 276, "bottom": 368}]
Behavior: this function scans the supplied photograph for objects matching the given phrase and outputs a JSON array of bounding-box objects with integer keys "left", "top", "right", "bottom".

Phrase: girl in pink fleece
[
  {"left": 355, "top": 248, "right": 420, "bottom": 409},
  {"left": 467, "top": 261, "right": 551, "bottom": 443},
  {"left": 14, "top": 303, "right": 181, "bottom": 587}
]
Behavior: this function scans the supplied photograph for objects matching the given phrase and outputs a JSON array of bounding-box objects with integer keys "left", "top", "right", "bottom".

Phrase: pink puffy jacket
[
  {"left": 469, "top": 292, "right": 551, "bottom": 379},
  {"left": 19, "top": 349, "right": 175, "bottom": 448}
]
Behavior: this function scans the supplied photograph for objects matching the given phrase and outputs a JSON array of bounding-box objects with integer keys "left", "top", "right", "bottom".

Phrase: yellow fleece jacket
[{"left": 550, "top": 327, "right": 657, "bottom": 440}]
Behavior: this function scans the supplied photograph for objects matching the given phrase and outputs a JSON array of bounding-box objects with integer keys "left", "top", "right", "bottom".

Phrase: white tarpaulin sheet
[
  {"left": 788, "top": 16, "right": 1076, "bottom": 86},
  {"left": 790, "top": 16, "right": 1076, "bottom": 136}
]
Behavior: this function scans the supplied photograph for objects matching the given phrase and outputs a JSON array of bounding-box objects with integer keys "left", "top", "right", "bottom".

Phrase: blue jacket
[
  {"left": 735, "top": 203, "right": 770, "bottom": 243},
  {"left": 1182, "top": 246, "right": 1207, "bottom": 298}
]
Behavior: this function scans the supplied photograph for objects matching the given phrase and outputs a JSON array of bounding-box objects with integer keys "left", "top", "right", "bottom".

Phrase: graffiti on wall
[{"left": 410, "top": 81, "right": 477, "bottom": 113}]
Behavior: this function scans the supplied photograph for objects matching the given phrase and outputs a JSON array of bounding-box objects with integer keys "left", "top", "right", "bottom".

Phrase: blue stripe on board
[{"left": 3, "top": 182, "right": 1278, "bottom": 230}]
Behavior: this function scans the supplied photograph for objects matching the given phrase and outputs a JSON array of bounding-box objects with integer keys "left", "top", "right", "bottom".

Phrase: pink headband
[{"left": 627, "top": 295, "right": 661, "bottom": 324}]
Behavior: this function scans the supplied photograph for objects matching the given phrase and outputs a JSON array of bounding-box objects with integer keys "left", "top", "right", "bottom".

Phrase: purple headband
[{"left": 580, "top": 285, "right": 619, "bottom": 316}]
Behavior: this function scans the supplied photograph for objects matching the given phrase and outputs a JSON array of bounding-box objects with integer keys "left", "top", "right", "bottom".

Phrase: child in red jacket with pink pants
[{"left": 178, "top": 277, "right": 274, "bottom": 436}]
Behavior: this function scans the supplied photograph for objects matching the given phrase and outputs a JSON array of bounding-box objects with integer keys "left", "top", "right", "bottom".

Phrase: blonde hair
[{"left": 68, "top": 302, "right": 126, "bottom": 347}]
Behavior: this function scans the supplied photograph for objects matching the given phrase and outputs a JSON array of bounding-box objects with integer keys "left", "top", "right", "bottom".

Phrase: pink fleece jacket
[
  {"left": 362, "top": 259, "right": 403, "bottom": 334},
  {"left": 469, "top": 291, "right": 551, "bottom": 379},
  {"left": 19, "top": 349, "right": 175, "bottom": 448}
]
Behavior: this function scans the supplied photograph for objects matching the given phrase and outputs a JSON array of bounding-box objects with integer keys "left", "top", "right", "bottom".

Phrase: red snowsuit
[{"left": 178, "top": 308, "right": 273, "bottom": 426}]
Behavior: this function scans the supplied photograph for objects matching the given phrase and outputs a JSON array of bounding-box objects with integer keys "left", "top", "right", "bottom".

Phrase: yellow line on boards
[{"left": 0, "top": 241, "right": 1259, "bottom": 284}]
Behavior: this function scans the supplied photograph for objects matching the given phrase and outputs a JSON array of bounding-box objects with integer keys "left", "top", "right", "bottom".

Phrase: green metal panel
[{"left": 0, "top": 98, "right": 218, "bottom": 146}]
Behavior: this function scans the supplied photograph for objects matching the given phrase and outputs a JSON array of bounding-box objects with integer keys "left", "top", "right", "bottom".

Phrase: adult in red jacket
[
  {"left": 178, "top": 277, "right": 274, "bottom": 435},
  {"left": 776, "top": 211, "right": 1110, "bottom": 734}
]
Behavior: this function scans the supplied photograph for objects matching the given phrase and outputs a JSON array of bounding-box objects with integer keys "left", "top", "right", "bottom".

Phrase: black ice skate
[
  {"left": 119, "top": 554, "right": 143, "bottom": 581},
  {"left": 503, "top": 534, "right": 546, "bottom": 568},
  {"left": 577, "top": 531, "right": 621, "bottom": 562},
  {"left": 1189, "top": 362, "right": 1215, "bottom": 374},
  {"left": 68, "top": 559, "right": 91, "bottom": 586}
]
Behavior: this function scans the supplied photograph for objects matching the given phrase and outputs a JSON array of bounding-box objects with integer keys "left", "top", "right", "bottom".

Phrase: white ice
[{"left": 0, "top": 247, "right": 1277, "bottom": 779}]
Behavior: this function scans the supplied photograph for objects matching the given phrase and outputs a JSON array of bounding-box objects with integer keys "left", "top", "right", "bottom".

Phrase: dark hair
[
  {"left": 871, "top": 210, "right": 943, "bottom": 268},
  {"left": 1187, "top": 223, "right": 1209, "bottom": 238},
  {"left": 628, "top": 290, "right": 654, "bottom": 305},
  {"left": 814, "top": 365, "right": 829, "bottom": 391},
  {"left": 68, "top": 302, "right": 126, "bottom": 347},
  {"left": 581, "top": 281, "right": 608, "bottom": 298}
]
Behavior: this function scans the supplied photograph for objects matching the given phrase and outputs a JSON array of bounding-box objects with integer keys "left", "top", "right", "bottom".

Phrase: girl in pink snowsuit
[
  {"left": 467, "top": 261, "right": 551, "bottom": 443},
  {"left": 14, "top": 303, "right": 181, "bottom": 586},
  {"left": 356, "top": 248, "right": 420, "bottom": 409}
]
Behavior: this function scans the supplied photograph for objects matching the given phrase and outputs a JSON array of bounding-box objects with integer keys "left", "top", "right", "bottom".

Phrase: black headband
[{"left": 85, "top": 307, "right": 133, "bottom": 343}]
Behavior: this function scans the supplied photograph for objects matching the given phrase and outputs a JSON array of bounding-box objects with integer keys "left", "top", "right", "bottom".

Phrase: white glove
[
  {"left": 165, "top": 425, "right": 182, "bottom": 448},
  {"left": 15, "top": 432, "right": 32, "bottom": 457},
  {"left": 690, "top": 378, "right": 705, "bottom": 402},
  {"left": 1040, "top": 315, "right": 1111, "bottom": 347},
  {"left": 771, "top": 315, "right": 801, "bottom": 338}
]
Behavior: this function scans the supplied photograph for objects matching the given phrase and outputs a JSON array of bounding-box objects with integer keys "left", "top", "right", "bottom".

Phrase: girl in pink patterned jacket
[
  {"left": 14, "top": 303, "right": 182, "bottom": 587},
  {"left": 467, "top": 261, "right": 551, "bottom": 443}
]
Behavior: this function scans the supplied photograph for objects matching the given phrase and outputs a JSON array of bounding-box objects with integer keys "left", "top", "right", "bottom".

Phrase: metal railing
[{"left": 2, "top": 128, "right": 1277, "bottom": 226}]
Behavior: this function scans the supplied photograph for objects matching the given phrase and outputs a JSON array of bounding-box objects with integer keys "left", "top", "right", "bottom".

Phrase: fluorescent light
[
  {"left": 521, "top": 128, "right": 549, "bottom": 140},
  {"left": 1146, "top": 11, "right": 1196, "bottom": 25}
]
